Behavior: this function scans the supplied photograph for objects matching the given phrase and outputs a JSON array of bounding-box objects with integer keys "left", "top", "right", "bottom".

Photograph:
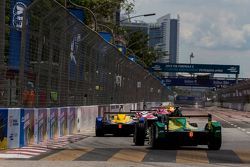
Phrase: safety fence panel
[{"left": 1, "top": 0, "right": 170, "bottom": 108}]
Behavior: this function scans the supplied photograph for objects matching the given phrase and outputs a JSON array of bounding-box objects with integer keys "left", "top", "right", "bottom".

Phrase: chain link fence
[
  {"left": 217, "top": 80, "right": 250, "bottom": 103},
  {"left": 0, "top": 0, "right": 170, "bottom": 108}
]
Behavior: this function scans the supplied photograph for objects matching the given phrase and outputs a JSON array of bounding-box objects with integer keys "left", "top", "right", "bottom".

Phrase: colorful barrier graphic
[
  {"left": 0, "top": 109, "right": 8, "bottom": 149},
  {"left": 50, "top": 108, "right": 59, "bottom": 139},
  {"left": 59, "top": 107, "right": 68, "bottom": 137},
  {"left": 7, "top": 108, "right": 21, "bottom": 148},
  {"left": 22, "top": 108, "right": 34, "bottom": 146},
  {"left": 37, "top": 108, "right": 48, "bottom": 143},
  {"left": 0, "top": 103, "right": 132, "bottom": 149},
  {"left": 68, "top": 107, "right": 76, "bottom": 135}
]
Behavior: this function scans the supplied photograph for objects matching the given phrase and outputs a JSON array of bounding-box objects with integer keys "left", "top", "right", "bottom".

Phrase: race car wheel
[
  {"left": 96, "top": 128, "right": 104, "bottom": 137},
  {"left": 134, "top": 123, "right": 145, "bottom": 146},
  {"left": 208, "top": 132, "right": 221, "bottom": 150},
  {"left": 151, "top": 125, "right": 159, "bottom": 149},
  {"left": 205, "top": 123, "right": 222, "bottom": 150}
]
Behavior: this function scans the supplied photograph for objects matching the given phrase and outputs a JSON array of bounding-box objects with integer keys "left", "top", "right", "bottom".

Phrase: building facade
[
  {"left": 152, "top": 14, "right": 180, "bottom": 64},
  {"left": 121, "top": 14, "right": 180, "bottom": 65}
]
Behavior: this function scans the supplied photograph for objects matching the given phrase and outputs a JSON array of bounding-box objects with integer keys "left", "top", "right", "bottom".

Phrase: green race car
[{"left": 135, "top": 113, "right": 222, "bottom": 150}]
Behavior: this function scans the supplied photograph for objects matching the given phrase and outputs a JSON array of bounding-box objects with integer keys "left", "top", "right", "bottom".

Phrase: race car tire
[
  {"left": 208, "top": 132, "right": 221, "bottom": 150},
  {"left": 134, "top": 123, "right": 145, "bottom": 146},
  {"left": 205, "top": 123, "right": 222, "bottom": 150},
  {"left": 151, "top": 124, "right": 159, "bottom": 149},
  {"left": 95, "top": 128, "right": 104, "bottom": 137}
]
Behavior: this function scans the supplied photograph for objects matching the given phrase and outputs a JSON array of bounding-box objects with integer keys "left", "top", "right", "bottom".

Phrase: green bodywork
[
  {"left": 154, "top": 117, "right": 222, "bottom": 139},
  {"left": 150, "top": 115, "right": 222, "bottom": 150}
]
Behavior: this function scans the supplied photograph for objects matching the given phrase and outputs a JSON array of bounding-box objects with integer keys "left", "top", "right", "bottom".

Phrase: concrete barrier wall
[
  {"left": 0, "top": 102, "right": 149, "bottom": 149},
  {"left": 217, "top": 102, "right": 250, "bottom": 112},
  {"left": 76, "top": 106, "right": 98, "bottom": 133},
  {"left": 204, "top": 102, "right": 219, "bottom": 107},
  {"left": 0, "top": 106, "right": 91, "bottom": 149}
]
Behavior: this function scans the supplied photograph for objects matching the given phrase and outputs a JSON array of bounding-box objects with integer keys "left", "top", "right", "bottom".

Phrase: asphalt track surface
[{"left": 1, "top": 106, "right": 250, "bottom": 167}]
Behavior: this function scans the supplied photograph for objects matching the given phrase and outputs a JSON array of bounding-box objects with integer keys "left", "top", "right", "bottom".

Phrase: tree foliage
[
  {"left": 67, "top": 0, "right": 134, "bottom": 19},
  {"left": 4, "top": 0, "right": 157, "bottom": 66},
  {"left": 125, "top": 30, "right": 159, "bottom": 67}
]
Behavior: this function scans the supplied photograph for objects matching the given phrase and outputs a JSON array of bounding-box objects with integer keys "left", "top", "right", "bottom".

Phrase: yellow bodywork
[
  {"left": 167, "top": 118, "right": 198, "bottom": 131},
  {"left": 111, "top": 114, "right": 132, "bottom": 124}
]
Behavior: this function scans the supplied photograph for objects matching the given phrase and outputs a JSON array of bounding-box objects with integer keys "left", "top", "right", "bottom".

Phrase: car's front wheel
[{"left": 134, "top": 123, "right": 145, "bottom": 146}]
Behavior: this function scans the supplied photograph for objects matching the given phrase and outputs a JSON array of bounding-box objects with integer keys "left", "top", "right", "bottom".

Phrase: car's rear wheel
[
  {"left": 96, "top": 128, "right": 104, "bottom": 137},
  {"left": 150, "top": 124, "right": 159, "bottom": 149},
  {"left": 205, "top": 123, "right": 222, "bottom": 150},
  {"left": 208, "top": 132, "right": 221, "bottom": 150},
  {"left": 134, "top": 123, "right": 145, "bottom": 146}
]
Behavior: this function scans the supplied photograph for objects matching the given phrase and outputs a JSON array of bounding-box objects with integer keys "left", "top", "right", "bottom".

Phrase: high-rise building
[
  {"left": 120, "top": 14, "right": 180, "bottom": 76},
  {"left": 150, "top": 14, "right": 180, "bottom": 64}
]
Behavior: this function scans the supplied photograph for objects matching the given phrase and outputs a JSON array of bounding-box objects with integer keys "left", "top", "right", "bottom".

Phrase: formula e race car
[
  {"left": 95, "top": 112, "right": 136, "bottom": 136},
  {"left": 132, "top": 106, "right": 182, "bottom": 145},
  {"left": 134, "top": 112, "right": 222, "bottom": 150}
]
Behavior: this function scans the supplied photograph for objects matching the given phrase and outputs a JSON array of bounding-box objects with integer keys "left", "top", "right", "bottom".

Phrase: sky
[{"left": 123, "top": 0, "right": 250, "bottom": 78}]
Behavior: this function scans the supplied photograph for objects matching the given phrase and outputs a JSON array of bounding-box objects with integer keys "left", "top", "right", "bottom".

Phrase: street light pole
[
  {"left": 189, "top": 52, "right": 194, "bottom": 94},
  {"left": 120, "top": 13, "right": 156, "bottom": 23},
  {"left": 190, "top": 52, "right": 194, "bottom": 64}
]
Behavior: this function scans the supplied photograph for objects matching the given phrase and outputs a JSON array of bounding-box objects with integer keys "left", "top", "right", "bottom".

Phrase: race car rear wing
[
  {"left": 167, "top": 114, "right": 212, "bottom": 121},
  {"left": 164, "top": 114, "right": 212, "bottom": 131},
  {"left": 130, "top": 110, "right": 157, "bottom": 112},
  {"left": 104, "top": 111, "right": 136, "bottom": 115}
]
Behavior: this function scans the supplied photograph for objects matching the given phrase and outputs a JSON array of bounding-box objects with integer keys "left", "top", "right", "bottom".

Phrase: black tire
[
  {"left": 189, "top": 123, "right": 198, "bottom": 127},
  {"left": 134, "top": 123, "right": 145, "bottom": 146},
  {"left": 96, "top": 128, "right": 104, "bottom": 137},
  {"left": 205, "top": 123, "right": 222, "bottom": 150},
  {"left": 208, "top": 132, "right": 221, "bottom": 150},
  {"left": 150, "top": 124, "right": 159, "bottom": 149}
]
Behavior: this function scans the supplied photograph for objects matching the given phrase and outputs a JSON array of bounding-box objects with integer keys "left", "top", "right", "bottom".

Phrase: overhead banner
[
  {"left": 161, "top": 77, "right": 237, "bottom": 87},
  {"left": 151, "top": 63, "right": 240, "bottom": 74},
  {"left": 9, "top": 0, "right": 32, "bottom": 70}
]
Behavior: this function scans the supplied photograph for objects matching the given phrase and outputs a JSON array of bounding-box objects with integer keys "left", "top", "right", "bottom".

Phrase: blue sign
[
  {"left": 151, "top": 63, "right": 240, "bottom": 74},
  {"left": 161, "top": 77, "right": 236, "bottom": 87},
  {"left": 128, "top": 55, "right": 137, "bottom": 62},
  {"left": 9, "top": 0, "right": 32, "bottom": 70},
  {"left": 69, "top": 34, "right": 80, "bottom": 80},
  {"left": 99, "top": 32, "right": 112, "bottom": 43},
  {"left": 68, "top": 8, "right": 85, "bottom": 22},
  {"left": 68, "top": 8, "right": 85, "bottom": 81}
]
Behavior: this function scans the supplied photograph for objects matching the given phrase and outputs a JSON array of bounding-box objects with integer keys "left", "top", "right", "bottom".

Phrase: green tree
[
  {"left": 125, "top": 30, "right": 159, "bottom": 67},
  {"left": 67, "top": 0, "right": 134, "bottom": 22}
]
